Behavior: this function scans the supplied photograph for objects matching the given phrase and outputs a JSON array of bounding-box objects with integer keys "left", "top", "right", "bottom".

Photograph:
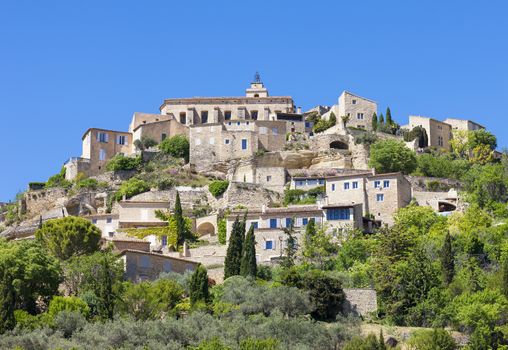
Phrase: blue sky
[{"left": 1, "top": 0, "right": 507, "bottom": 202}]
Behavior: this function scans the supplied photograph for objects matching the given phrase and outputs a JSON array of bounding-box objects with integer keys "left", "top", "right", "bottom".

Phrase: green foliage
[
  {"left": 75, "top": 178, "right": 108, "bottom": 190},
  {"left": 46, "top": 167, "right": 72, "bottom": 189},
  {"left": 415, "top": 152, "right": 469, "bottom": 179},
  {"left": 114, "top": 177, "right": 150, "bottom": 201},
  {"left": 159, "top": 135, "right": 190, "bottom": 162},
  {"left": 385, "top": 107, "right": 393, "bottom": 125},
  {"left": 208, "top": 180, "right": 229, "bottom": 198},
  {"left": 35, "top": 216, "right": 102, "bottom": 260},
  {"left": 217, "top": 218, "right": 227, "bottom": 245},
  {"left": 313, "top": 112, "right": 337, "bottom": 133},
  {"left": 47, "top": 296, "right": 90, "bottom": 319},
  {"left": 190, "top": 265, "right": 209, "bottom": 305},
  {"left": 441, "top": 232, "right": 455, "bottom": 285},
  {"left": 369, "top": 139, "right": 417, "bottom": 174},
  {"left": 0, "top": 239, "right": 61, "bottom": 326},
  {"left": 173, "top": 191, "right": 188, "bottom": 247},
  {"left": 343, "top": 333, "right": 385, "bottom": 350},
  {"left": 463, "top": 163, "right": 508, "bottom": 209},
  {"left": 302, "top": 224, "right": 338, "bottom": 270},
  {"left": 403, "top": 126, "right": 429, "bottom": 148},
  {"left": 105, "top": 154, "right": 141, "bottom": 172},
  {"left": 134, "top": 136, "right": 158, "bottom": 151},
  {"left": 354, "top": 131, "right": 379, "bottom": 146},
  {"left": 119, "top": 278, "right": 184, "bottom": 320},
  {"left": 407, "top": 329, "right": 456, "bottom": 350},
  {"left": 240, "top": 225, "right": 257, "bottom": 277},
  {"left": 283, "top": 186, "right": 324, "bottom": 206},
  {"left": 469, "top": 129, "right": 497, "bottom": 151},
  {"left": 372, "top": 112, "right": 378, "bottom": 131},
  {"left": 224, "top": 217, "right": 245, "bottom": 279}
]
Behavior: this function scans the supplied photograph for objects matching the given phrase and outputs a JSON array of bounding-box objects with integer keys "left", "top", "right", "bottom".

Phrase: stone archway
[
  {"left": 329, "top": 140, "right": 349, "bottom": 150},
  {"left": 438, "top": 201, "right": 456, "bottom": 213},
  {"left": 195, "top": 214, "right": 218, "bottom": 237}
]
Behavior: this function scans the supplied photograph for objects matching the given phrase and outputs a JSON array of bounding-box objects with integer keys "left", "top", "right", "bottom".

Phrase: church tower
[{"left": 246, "top": 71, "right": 269, "bottom": 98}]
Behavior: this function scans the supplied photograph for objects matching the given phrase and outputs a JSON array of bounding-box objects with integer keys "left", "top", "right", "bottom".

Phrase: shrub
[
  {"left": 313, "top": 114, "right": 336, "bottom": 134},
  {"left": 46, "top": 167, "right": 72, "bottom": 189},
  {"left": 217, "top": 218, "right": 227, "bottom": 245},
  {"left": 47, "top": 296, "right": 90, "bottom": 319},
  {"left": 209, "top": 180, "right": 229, "bottom": 198},
  {"left": 407, "top": 328, "right": 456, "bottom": 350},
  {"left": 105, "top": 154, "right": 141, "bottom": 172},
  {"left": 114, "top": 178, "right": 150, "bottom": 201},
  {"left": 159, "top": 135, "right": 190, "bottom": 162},
  {"left": 75, "top": 178, "right": 106, "bottom": 190},
  {"left": 354, "top": 132, "right": 378, "bottom": 145},
  {"left": 369, "top": 139, "right": 417, "bottom": 174},
  {"left": 157, "top": 178, "right": 174, "bottom": 190}
]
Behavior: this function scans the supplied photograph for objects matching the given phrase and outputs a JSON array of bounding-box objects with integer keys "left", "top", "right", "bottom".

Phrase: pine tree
[
  {"left": 386, "top": 107, "right": 393, "bottom": 125},
  {"left": 240, "top": 224, "right": 257, "bottom": 277},
  {"left": 174, "top": 191, "right": 186, "bottom": 247},
  {"left": 379, "top": 113, "right": 385, "bottom": 124},
  {"left": 190, "top": 265, "right": 209, "bottom": 305},
  {"left": 502, "top": 257, "right": 508, "bottom": 298},
  {"left": 441, "top": 232, "right": 455, "bottom": 285},
  {"left": 372, "top": 112, "right": 378, "bottom": 131},
  {"left": 224, "top": 217, "right": 244, "bottom": 279}
]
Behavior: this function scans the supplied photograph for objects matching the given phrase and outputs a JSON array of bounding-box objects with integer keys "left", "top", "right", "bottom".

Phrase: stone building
[
  {"left": 117, "top": 200, "right": 170, "bottom": 228},
  {"left": 322, "top": 91, "right": 377, "bottom": 131},
  {"left": 324, "top": 171, "right": 412, "bottom": 226},
  {"left": 443, "top": 118, "right": 484, "bottom": 131},
  {"left": 159, "top": 78, "right": 295, "bottom": 125},
  {"left": 405, "top": 116, "right": 452, "bottom": 150},
  {"left": 130, "top": 113, "right": 189, "bottom": 146},
  {"left": 120, "top": 249, "right": 198, "bottom": 282}
]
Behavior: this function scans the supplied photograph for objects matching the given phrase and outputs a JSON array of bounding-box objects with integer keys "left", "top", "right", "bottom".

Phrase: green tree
[
  {"left": 159, "top": 135, "right": 190, "bottom": 162},
  {"left": 105, "top": 154, "right": 141, "bottom": 171},
  {"left": 329, "top": 112, "right": 337, "bottom": 125},
  {"left": 240, "top": 224, "right": 257, "bottom": 277},
  {"left": 190, "top": 265, "right": 209, "bottom": 305},
  {"left": 386, "top": 107, "right": 393, "bottom": 125},
  {"left": 463, "top": 163, "right": 508, "bottom": 208},
  {"left": 302, "top": 225, "right": 338, "bottom": 269},
  {"left": 93, "top": 254, "right": 117, "bottom": 320},
  {"left": 114, "top": 177, "right": 150, "bottom": 201},
  {"left": 281, "top": 221, "right": 298, "bottom": 269},
  {"left": 408, "top": 328, "right": 456, "bottom": 350},
  {"left": 0, "top": 269, "right": 15, "bottom": 333},
  {"left": 208, "top": 180, "right": 229, "bottom": 198},
  {"left": 341, "top": 115, "right": 351, "bottom": 128},
  {"left": 369, "top": 139, "right": 417, "bottom": 174},
  {"left": 372, "top": 112, "right": 378, "bottom": 131},
  {"left": 441, "top": 232, "right": 455, "bottom": 285},
  {"left": 379, "top": 113, "right": 384, "bottom": 124},
  {"left": 47, "top": 296, "right": 90, "bottom": 319},
  {"left": 299, "top": 270, "right": 345, "bottom": 321},
  {"left": 134, "top": 136, "right": 158, "bottom": 150},
  {"left": 217, "top": 218, "right": 227, "bottom": 245},
  {"left": 173, "top": 191, "right": 187, "bottom": 247},
  {"left": 36, "top": 216, "right": 102, "bottom": 260},
  {"left": 224, "top": 217, "right": 245, "bottom": 279},
  {"left": 469, "top": 129, "right": 497, "bottom": 151}
]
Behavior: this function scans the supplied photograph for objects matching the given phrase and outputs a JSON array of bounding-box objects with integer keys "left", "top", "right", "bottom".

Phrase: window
[
  {"left": 161, "top": 133, "right": 167, "bottom": 141},
  {"left": 224, "top": 139, "right": 230, "bottom": 145},
  {"left": 237, "top": 122, "right": 241, "bottom": 126},
  {"left": 251, "top": 222, "right": 259, "bottom": 229},
  {"left": 305, "top": 122, "right": 310, "bottom": 128},
  {"left": 269, "top": 218, "right": 277, "bottom": 228},
  {"left": 108, "top": 232, "right": 114, "bottom": 237},
  {"left": 99, "top": 149, "right": 106, "bottom": 161},
  {"left": 224, "top": 111, "right": 231, "bottom": 120},
  {"left": 344, "top": 182, "right": 350, "bottom": 190},
  {"left": 251, "top": 111, "right": 258, "bottom": 120},
  {"left": 357, "top": 113, "right": 364, "bottom": 120},
  {"left": 352, "top": 181, "right": 358, "bottom": 189},
  {"left": 307, "top": 179, "right": 318, "bottom": 186},
  {"left": 265, "top": 240, "right": 274, "bottom": 250},
  {"left": 302, "top": 218, "right": 309, "bottom": 225},
  {"left": 139, "top": 256, "right": 151, "bottom": 268},
  {"left": 241, "top": 139, "right": 248, "bottom": 150},
  {"left": 209, "top": 137, "right": 215, "bottom": 145},
  {"left": 296, "top": 180, "right": 304, "bottom": 187},
  {"left": 331, "top": 184, "right": 336, "bottom": 191},
  {"left": 246, "top": 121, "right": 249, "bottom": 125},
  {"left": 161, "top": 235, "right": 168, "bottom": 246},
  {"left": 266, "top": 175, "right": 272, "bottom": 182},
  {"left": 92, "top": 219, "right": 97, "bottom": 224},
  {"left": 179, "top": 112, "right": 186, "bottom": 124},
  {"left": 285, "top": 218, "right": 293, "bottom": 227},
  {"left": 201, "top": 111, "right": 208, "bottom": 124},
  {"left": 106, "top": 217, "right": 112, "bottom": 224},
  {"left": 117, "top": 135, "right": 126, "bottom": 145},
  {"left": 374, "top": 180, "right": 381, "bottom": 188},
  {"left": 228, "top": 122, "right": 232, "bottom": 126},
  {"left": 318, "top": 179, "right": 325, "bottom": 185},
  {"left": 352, "top": 99, "right": 357, "bottom": 105},
  {"left": 376, "top": 194, "right": 384, "bottom": 202},
  {"left": 383, "top": 180, "right": 390, "bottom": 188},
  {"left": 195, "top": 139, "right": 201, "bottom": 146},
  {"left": 272, "top": 128, "right": 278, "bottom": 135},
  {"left": 97, "top": 132, "right": 108, "bottom": 143},
  {"left": 326, "top": 208, "right": 350, "bottom": 220}
]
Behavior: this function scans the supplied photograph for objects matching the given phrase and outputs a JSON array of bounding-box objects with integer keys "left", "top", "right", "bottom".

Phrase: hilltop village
[{"left": 0, "top": 75, "right": 492, "bottom": 281}]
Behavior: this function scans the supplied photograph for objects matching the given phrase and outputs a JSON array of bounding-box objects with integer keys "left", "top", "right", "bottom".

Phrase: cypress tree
[
  {"left": 379, "top": 329, "right": 387, "bottom": 350},
  {"left": 372, "top": 112, "right": 378, "bottom": 131},
  {"left": 190, "top": 265, "right": 209, "bottom": 305},
  {"left": 386, "top": 107, "right": 393, "bottom": 125},
  {"left": 224, "top": 217, "right": 244, "bottom": 278},
  {"left": 94, "top": 255, "right": 116, "bottom": 320},
  {"left": 174, "top": 191, "right": 186, "bottom": 247},
  {"left": 379, "top": 113, "right": 384, "bottom": 124},
  {"left": 240, "top": 224, "right": 257, "bottom": 277},
  {"left": 0, "top": 271, "right": 15, "bottom": 333},
  {"left": 502, "top": 257, "right": 508, "bottom": 298},
  {"left": 441, "top": 232, "right": 455, "bottom": 285}
]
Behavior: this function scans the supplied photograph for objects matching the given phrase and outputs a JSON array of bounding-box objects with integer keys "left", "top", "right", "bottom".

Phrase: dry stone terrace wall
[
  {"left": 23, "top": 188, "right": 68, "bottom": 218},
  {"left": 128, "top": 188, "right": 210, "bottom": 211},
  {"left": 224, "top": 182, "right": 280, "bottom": 208}
]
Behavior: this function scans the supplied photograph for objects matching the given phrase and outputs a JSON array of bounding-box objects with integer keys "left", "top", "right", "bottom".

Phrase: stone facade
[
  {"left": 117, "top": 200, "right": 170, "bottom": 228},
  {"left": 85, "top": 213, "right": 119, "bottom": 237},
  {"left": 443, "top": 118, "right": 484, "bottom": 131},
  {"left": 343, "top": 288, "right": 378, "bottom": 317},
  {"left": 131, "top": 115, "right": 189, "bottom": 145},
  {"left": 406, "top": 116, "right": 452, "bottom": 150},
  {"left": 336, "top": 91, "right": 377, "bottom": 130},
  {"left": 120, "top": 249, "right": 198, "bottom": 282},
  {"left": 324, "top": 172, "right": 412, "bottom": 226}
]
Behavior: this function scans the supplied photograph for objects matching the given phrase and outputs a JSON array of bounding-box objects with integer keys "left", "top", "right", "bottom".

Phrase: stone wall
[
  {"left": 23, "top": 188, "right": 68, "bottom": 219},
  {"left": 406, "top": 175, "right": 462, "bottom": 192},
  {"left": 343, "top": 288, "right": 378, "bottom": 317},
  {"left": 224, "top": 182, "right": 280, "bottom": 208}
]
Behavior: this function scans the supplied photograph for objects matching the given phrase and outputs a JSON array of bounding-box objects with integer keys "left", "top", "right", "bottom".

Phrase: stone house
[
  {"left": 117, "top": 200, "right": 170, "bottom": 229},
  {"left": 225, "top": 204, "right": 363, "bottom": 262},
  {"left": 104, "top": 235, "right": 151, "bottom": 253},
  {"left": 85, "top": 213, "right": 119, "bottom": 237},
  {"left": 324, "top": 171, "right": 412, "bottom": 226},
  {"left": 230, "top": 162, "right": 287, "bottom": 193},
  {"left": 443, "top": 118, "right": 484, "bottom": 132},
  {"left": 119, "top": 249, "right": 198, "bottom": 282},
  {"left": 322, "top": 91, "right": 377, "bottom": 131},
  {"left": 288, "top": 168, "right": 371, "bottom": 191},
  {"left": 405, "top": 116, "right": 452, "bottom": 150},
  {"left": 159, "top": 79, "right": 295, "bottom": 125},
  {"left": 130, "top": 113, "right": 189, "bottom": 147}
]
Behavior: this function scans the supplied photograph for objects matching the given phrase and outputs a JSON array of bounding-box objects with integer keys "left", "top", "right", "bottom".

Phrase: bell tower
[{"left": 246, "top": 71, "right": 269, "bottom": 98}]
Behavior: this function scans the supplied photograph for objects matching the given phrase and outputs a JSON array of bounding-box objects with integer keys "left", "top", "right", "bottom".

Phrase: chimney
[
  {"left": 371, "top": 167, "right": 376, "bottom": 176},
  {"left": 261, "top": 204, "right": 266, "bottom": 214},
  {"left": 122, "top": 194, "right": 127, "bottom": 201},
  {"left": 297, "top": 107, "right": 302, "bottom": 114}
]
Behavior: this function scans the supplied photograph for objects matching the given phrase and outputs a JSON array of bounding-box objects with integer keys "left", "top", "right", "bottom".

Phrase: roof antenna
[{"left": 254, "top": 71, "right": 261, "bottom": 83}]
